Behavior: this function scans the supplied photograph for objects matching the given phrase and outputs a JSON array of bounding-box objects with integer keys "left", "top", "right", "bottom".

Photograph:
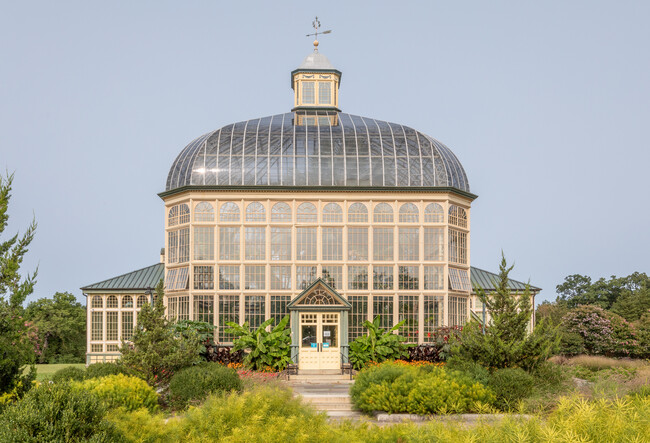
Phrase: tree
[
  {"left": 24, "top": 292, "right": 86, "bottom": 363},
  {"left": 119, "top": 281, "right": 202, "bottom": 387},
  {"left": 455, "top": 254, "right": 558, "bottom": 371},
  {"left": 556, "top": 272, "right": 650, "bottom": 312},
  {"left": 0, "top": 173, "right": 37, "bottom": 395}
]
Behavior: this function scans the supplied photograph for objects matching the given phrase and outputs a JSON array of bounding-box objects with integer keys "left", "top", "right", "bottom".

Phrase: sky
[{"left": 1, "top": 1, "right": 648, "bottom": 306}]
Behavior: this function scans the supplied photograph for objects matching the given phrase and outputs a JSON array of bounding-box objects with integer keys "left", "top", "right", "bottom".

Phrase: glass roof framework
[{"left": 166, "top": 111, "right": 470, "bottom": 192}]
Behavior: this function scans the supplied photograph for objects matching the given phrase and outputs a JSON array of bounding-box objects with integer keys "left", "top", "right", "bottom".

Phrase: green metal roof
[
  {"left": 80, "top": 263, "right": 539, "bottom": 293},
  {"left": 470, "top": 266, "right": 541, "bottom": 292},
  {"left": 81, "top": 263, "right": 164, "bottom": 291}
]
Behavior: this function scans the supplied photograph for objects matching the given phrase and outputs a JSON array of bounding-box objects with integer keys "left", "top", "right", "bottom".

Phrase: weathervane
[{"left": 306, "top": 16, "right": 331, "bottom": 52}]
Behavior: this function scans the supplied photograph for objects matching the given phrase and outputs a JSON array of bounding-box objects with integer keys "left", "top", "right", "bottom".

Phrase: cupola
[{"left": 291, "top": 40, "right": 342, "bottom": 112}]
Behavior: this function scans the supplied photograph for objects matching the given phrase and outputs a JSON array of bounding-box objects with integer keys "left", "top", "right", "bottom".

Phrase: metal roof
[
  {"left": 80, "top": 263, "right": 539, "bottom": 293},
  {"left": 298, "top": 51, "right": 335, "bottom": 70},
  {"left": 81, "top": 263, "right": 164, "bottom": 291},
  {"left": 470, "top": 266, "right": 541, "bottom": 292},
  {"left": 166, "top": 111, "right": 470, "bottom": 193}
]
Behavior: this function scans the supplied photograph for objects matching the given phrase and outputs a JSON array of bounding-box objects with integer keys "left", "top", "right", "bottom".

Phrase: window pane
[
  {"left": 349, "top": 295, "right": 368, "bottom": 341},
  {"left": 373, "top": 266, "right": 393, "bottom": 290},
  {"left": 322, "top": 227, "right": 342, "bottom": 260},
  {"left": 348, "top": 266, "right": 368, "bottom": 290},
  {"left": 245, "top": 227, "right": 266, "bottom": 260},
  {"left": 195, "top": 202, "right": 215, "bottom": 222},
  {"left": 348, "top": 227, "right": 368, "bottom": 261},
  {"left": 322, "top": 203, "right": 342, "bottom": 222},
  {"left": 246, "top": 202, "right": 266, "bottom": 222},
  {"left": 270, "top": 227, "right": 291, "bottom": 261},
  {"left": 297, "top": 202, "right": 317, "bottom": 222},
  {"left": 318, "top": 81, "right": 331, "bottom": 104},
  {"left": 218, "top": 295, "right": 239, "bottom": 342},
  {"left": 348, "top": 203, "right": 368, "bottom": 222},
  {"left": 373, "top": 227, "right": 393, "bottom": 261},
  {"left": 219, "top": 265, "right": 240, "bottom": 290},
  {"left": 271, "top": 202, "right": 292, "bottom": 222},
  {"left": 296, "top": 266, "right": 317, "bottom": 289},
  {"left": 296, "top": 227, "right": 316, "bottom": 260},
  {"left": 107, "top": 312, "right": 118, "bottom": 341},
  {"left": 220, "top": 202, "right": 240, "bottom": 222},
  {"left": 398, "top": 266, "right": 419, "bottom": 290},
  {"left": 91, "top": 312, "right": 103, "bottom": 341},
  {"left": 423, "top": 296, "right": 444, "bottom": 342},
  {"left": 424, "top": 227, "right": 444, "bottom": 261},
  {"left": 399, "top": 295, "right": 418, "bottom": 342},
  {"left": 245, "top": 295, "right": 266, "bottom": 332},
  {"left": 321, "top": 266, "right": 342, "bottom": 290},
  {"left": 424, "top": 265, "right": 444, "bottom": 290},
  {"left": 399, "top": 228, "right": 419, "bottom": 261},
  {"left": 373, "top": 295, "right": 394, "bottom": 330},
  {"left": 194, "top": 265, "right": 215, "bottom": 290},
  {"left": 373, "top": 203, "right": 393, "bottom": 223},
  {"left": 245, "top": 265, "right": 265, "bottom": 290},
  {"left": 302, "top": 82, "right": 315, "bottom": 104},
  {"left": 178, "top": 228, "right": 190, "bottom": 263},
  {"left": 449, "top": 229, "right": 468, "bottom": 264},
  {"left": 194, "top": 227, "right": 215, "bottom": 260},
  {"left": 270, "top": 266, "right": 291, "bottom": 290},
  {"left": 424, "top": 203, "right": 443, "bottom": 223},
  {"left": 270, "top": 295, "right": 291, "bottom": 326},
  {"left": 121, "top": 311, "right": 134, "bottom": 341},
  {"left": 219, "top": 227, "right": 240, "bottom": 260},
  {"left": 398, "top": 203, "right": 419, "bottom": 223}
]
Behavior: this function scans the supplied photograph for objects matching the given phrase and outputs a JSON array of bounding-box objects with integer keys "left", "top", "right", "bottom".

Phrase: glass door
[{"left": 298, "top": 312, "right": 340, "bottom": 370}]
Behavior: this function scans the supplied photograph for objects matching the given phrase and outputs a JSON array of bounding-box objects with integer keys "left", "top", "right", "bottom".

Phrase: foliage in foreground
[
  {"left": 348, "top": 316, "right": 411, "bottom": 370},
  {"left": 119, "top": 282, "right": 202, "bottom": 387},
  {"left": 0, "top": 382, "right": 124, "bottom": 442},
  {"left": 75, "top": 374, "right": 159, "bottom": 413},
  {"left": 107, "top": 387, "right": 650, "bottom": 442},
  {"left": 455, "top": 254, "right": 559, "bottom": 371},
  {"left": 0, "top": 173, "right": 37, "bottom": 396},
  {"left": 350, "top": 361, "right": 495, "bottom": 414},
  {"left": 168, "top": 363, "right": 242, "bottom": 409},
  {"left": 225, "top": 315, "right": 292, "bottom": 371}
]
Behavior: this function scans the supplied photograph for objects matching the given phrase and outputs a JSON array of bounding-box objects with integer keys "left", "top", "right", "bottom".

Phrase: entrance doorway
[{"left": 299, "top": 312, "right": 340, "bottom": 370}]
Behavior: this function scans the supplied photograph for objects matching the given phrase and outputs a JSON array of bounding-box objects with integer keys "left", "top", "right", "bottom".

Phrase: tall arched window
[
  {"left": 399, "top": 203, "right": 419, "bottom": 223},
  {"left": 449, "top": 205, "right": 468, "bottom": 228},
  {"left": 137, "top": 295, "right": 148, "bottom": 307},
  {"left": 348, "top": 203, "right": 368, "bottom": 223},
  {"left": 373, "top": 203, "right": 393, "bottom": 223},
  {"left": 297, "top": 202, "right": 317, "bottom": 223},
  {"left": 220, "top": 202, "right": 240, "bottom": 222},
  {"left": 107, "top": 295, "right": 118, "bottom": 308},
  {"left": 168, "top": 206, "right": 179, "bottom": 227},
  {"left": 424, "top": 203, "right": 444, "bottom": 223},
  {"left": 322, "top": 203, "right": 342, "bottom": 223},
  {"left": 246, "top": 202, "right": 266, "bottom": 222},
  {"left": 271, "top": 202, "right": 292, "bottom": 222},
  {"left": 91, "top": 296, "right": 103, "bottom": 308},
  {"left": 194, "top": 202, "right": 215, "bottom": 222},
  {"left": 178, "top": 204, "right": 190, "bottom": 224},
  {"left": 121, "top": 295, "right": 133, "bottom": 308}
]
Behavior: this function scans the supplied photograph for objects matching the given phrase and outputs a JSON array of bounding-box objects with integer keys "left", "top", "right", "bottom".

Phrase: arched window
[
  {"left": 373, "top": 203, "right": 394, "bottom": 223},
  {"left": 297, "top": 202, "right": 317, "bottom": 223},
  {"left": 194, "top": 202, "right": 215, "bottom": 222},
  {"left": 271, "top": 202, "right": 292, "bottom": 222},
  {"left": 136, "top": 295, "right": 148, "bottom": 307},
  {"left": 107, "top": 295, "right": 118, "bottom": 308},
  {"left": 168, "top": 206, "right": 179, "bottom": 227},
  {"left": 121, "top": 295, "right": 133, "bottom": 308},
  {"left": 322, "top": 203, "right": 342, "bottom": 223},
  {"left": 219, "top": 202, "right": 240, "bottom": 222},
  {"left": 91, "top": 296, "right": 103, "bottom": 308},
  {"left": 348, "top": 203, "right": 368, "bottom": 223},
  {"left": 246, "top": 202, "right": 266, "bottom": 222},
  {"left": 449, "top": 205, "right": 468, "bottom": 228},
  {"left": 178, "top": 204, "right": 190, "bottom": 224},
  {"left": 399, "top": 203, "right": 419, "bottom": 223},
  {"left": 424, "top": 203, "right": 444, "bottom": 223}
]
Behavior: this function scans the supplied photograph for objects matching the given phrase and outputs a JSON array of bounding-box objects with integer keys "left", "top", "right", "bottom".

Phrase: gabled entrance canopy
[{"left": 288, "top": 278, "right": 351, "bottom": 312}]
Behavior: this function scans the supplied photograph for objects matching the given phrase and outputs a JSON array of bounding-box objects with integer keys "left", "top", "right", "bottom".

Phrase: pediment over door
[{"left": 287, "top": 278, "right": 351, "bottom": 311}]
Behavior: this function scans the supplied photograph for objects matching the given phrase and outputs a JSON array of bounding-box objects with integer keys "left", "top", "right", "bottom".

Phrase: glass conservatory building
[{"left": 82, "top": 44, "right": 539, "bottom": 368}]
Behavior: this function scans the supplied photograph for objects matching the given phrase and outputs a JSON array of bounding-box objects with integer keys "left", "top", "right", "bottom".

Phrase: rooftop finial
[{"left": 306, "top": 16, "right": 331, "bottom": 53}]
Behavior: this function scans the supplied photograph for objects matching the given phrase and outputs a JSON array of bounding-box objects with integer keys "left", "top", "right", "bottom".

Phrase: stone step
[
  {"left": 300, "top": 394, "right": 351, "bottom": 403},
  {"left": 326, "top": 410, "right": 365, "bottom": 419},
  {"left": 288, "top": 374, "right": 353, "bottom": 382},
  {"left": 311, "top": 403, "right": 355, "bottom": 411},
  {"left": 297, "top": 369, "right": 342, "bottom": 375}
]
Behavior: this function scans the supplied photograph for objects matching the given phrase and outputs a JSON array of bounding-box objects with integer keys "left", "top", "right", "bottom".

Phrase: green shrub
[
  {"left": 168, "top": 363, "right": 242, "bottom": 409},
  {"left": 51, "top": 365, "right": 86, "bottom": 383},
  {"left": 351, "top": 362, "right": 494, "bottom": 414},
  {"left": 445, "top": 357, "right": 490, "bottom": 386},
  {"left": 225, "top": 315, "right": 292, "bottom": 371},
  {"left": 76, "top": 374, "right": 159, "bottom": 413},
  {"left": 348, "top": 316, "right": 411, "bottom": 370},
  {"left": 0, "top": 382, "right": 124, "bottom": 442},
  {"left": 530, "top": 361, "right": 569, "bottom": 390},
  {"left": 85, "top": 362, "right": 130, "bottom": 379},
  {"left": 488, "top": 367, "right": 536, "bottom": 410}
]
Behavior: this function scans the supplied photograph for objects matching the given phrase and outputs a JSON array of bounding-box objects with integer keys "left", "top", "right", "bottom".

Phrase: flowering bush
[
  {"left": 561, "top": 305, "right": 638, "bottom": 357},
  {"left": 408, "top": 326, "right": 462, "bottom": 362}
]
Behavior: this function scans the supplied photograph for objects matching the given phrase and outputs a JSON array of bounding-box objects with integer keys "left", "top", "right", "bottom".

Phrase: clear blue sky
[{"left": 1, "top": 1, "right": 648, "bottom": 306}]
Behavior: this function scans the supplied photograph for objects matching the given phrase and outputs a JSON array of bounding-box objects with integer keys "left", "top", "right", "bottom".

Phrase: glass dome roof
[{"left": 165, "top": 111, "right": 470, "bottom": 193}]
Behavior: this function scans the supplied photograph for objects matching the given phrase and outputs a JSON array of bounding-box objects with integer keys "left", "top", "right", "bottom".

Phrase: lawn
[{"left": 31, "top": 363, "right": 86, "bottom": 381}]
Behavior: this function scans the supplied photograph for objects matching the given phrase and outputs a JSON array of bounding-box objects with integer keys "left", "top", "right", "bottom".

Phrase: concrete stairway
[{"left": 285, "top": 371, "right": 362, "bottom": 419}]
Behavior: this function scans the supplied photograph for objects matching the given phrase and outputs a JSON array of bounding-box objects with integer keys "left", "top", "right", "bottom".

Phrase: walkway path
[{"left": 285, "top": 372, "right": 363, "bottom": 419}]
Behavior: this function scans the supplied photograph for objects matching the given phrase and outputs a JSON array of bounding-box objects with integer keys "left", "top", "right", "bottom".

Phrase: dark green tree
[
  {"left": 556, "top": 272, "right": 650, "bottom": 312},
  {"left": 23, "top": 292, "right": 86, "bottom": 363},
  {"left": 0, "top": 173, "right": 37, "bottom": 395},
  {"left": 119, "top": 281, "right": 202, "bottom": 387},
  {"left": 455, "top": 254, "right": 558, "bottom": 371}
]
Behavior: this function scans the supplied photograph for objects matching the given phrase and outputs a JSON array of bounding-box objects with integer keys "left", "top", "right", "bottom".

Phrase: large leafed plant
[
  {"left": 348, "top": 316, "right": 411, "bottom": 370},
  {"left": 225, "top": 315, "right": 292, "bottom": 371}
]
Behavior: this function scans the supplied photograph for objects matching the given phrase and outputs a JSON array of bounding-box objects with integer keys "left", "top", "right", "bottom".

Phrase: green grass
[{"left": 30, "top": 364, "right": 86, "bottom": 381}]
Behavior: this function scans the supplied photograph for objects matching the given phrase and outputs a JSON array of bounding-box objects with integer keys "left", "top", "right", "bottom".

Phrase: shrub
[
  {"left": 406, "top": 326, "right": 461, "bottom": 363},
  {"left": 168, "top": 363, "right": 242, "bottom": 409},
  {"left": 0, "top": 382, "right": 124, "bottom": 442},
  {"left": 203, "top": 345, "right": 244, "bottom": 365},
  {"left": 488, "top": 367, "right": 536, "bottom": 410},
  {"left": 85, "top": 362, "right": 131, "bottom": 379},
  {"left": 348, "top": 316, "right": 411, "bottom": 370},
  {"left": 52, "top": 365, "right": 86, "bottom": 383},
  {"left": 561, "top": 305, "right": 620, "bottom": 356},
  {"left": 351, "top": 362, "right": 494, "bottom": 414},
  {"left": 76, "top": 374, "right": 159, "bottom": 413},
  {"left": 445, "top": 357, "right": 490, "bottom": 386},
  {"left": 225, "top": 315, "right": 292, "bottom": 371}
]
